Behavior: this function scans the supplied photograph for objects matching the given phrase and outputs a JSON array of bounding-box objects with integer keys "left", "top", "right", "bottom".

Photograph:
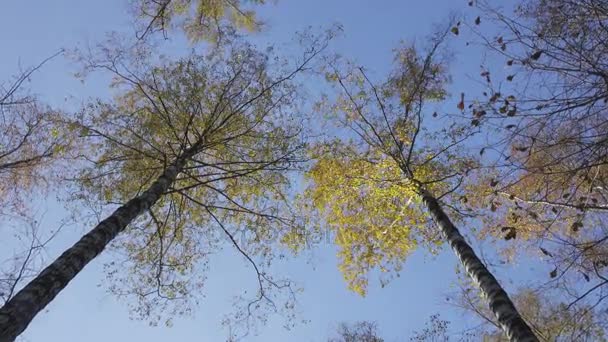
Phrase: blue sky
[{"left": 0, "top": 1, "right": 546, "bottom": 341}]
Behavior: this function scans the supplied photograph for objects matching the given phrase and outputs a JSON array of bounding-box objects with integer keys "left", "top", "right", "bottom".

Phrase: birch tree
[
  {"left": 0, "top": 36, "right": 327, "bottom": 341},
  {"left": 451, "top": 284, "right": 608, "bottom": 341},
  {"left": 287, "top": 29, "right": 538, "bottom": 341},
  {"left": 0, "top": 55, "right": 69, "bottom": 312},
  {"left": 460, "top": 0, "right": 608, "bottom": 312}
]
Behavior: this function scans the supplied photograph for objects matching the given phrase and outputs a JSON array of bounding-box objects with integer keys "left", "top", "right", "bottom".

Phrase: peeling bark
[
  {"left": 420, "top": 188, "right": 538, "bottom": 342},
  {"left": 0, "top": 144, "right": 199, "bottom": 342}
]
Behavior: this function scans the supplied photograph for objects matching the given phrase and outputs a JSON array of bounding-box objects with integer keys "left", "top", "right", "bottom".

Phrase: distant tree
[
  {"left": 329, "top": 321, "right": 384, "bottom": 342},
  {"left": 409, "top": 314, "right": 451, "bottom": 342},
  {"left": 329, "top": 317, "right": 477, "bottom": 342}
]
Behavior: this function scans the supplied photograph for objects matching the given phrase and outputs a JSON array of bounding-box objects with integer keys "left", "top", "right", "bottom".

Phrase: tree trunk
[
  {"left": 419, "top": 188, "right": 538, "bottom": 342},
  {"left": 0, "top": 144, "right": 199, "bottom": 342}
]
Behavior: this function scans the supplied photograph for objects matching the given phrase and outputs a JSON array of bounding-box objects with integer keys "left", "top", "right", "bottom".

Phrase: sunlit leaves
[
  {"left": 134, "top": 0, "right": 267, "bottom": 43},
  {"left": 302, "top": 143, "right": 423, "bottom": 295},
  {"left": 295, "top": 37, "right": 476, "bottom": 296},
  {"left": 389, "top": 45, "right": 449, "bottom": 109}
]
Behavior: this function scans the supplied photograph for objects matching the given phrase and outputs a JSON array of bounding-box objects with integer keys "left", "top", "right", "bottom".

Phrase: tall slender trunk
[
  {"left": 419, "top": 188, "right": 538, "bottom": 342},
  {"left": 0, "top": 144, "right": 200, "bottom": 342}
]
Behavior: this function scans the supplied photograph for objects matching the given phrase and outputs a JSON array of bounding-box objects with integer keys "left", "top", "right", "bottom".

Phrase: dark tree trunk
[
  {"left": 420, "top": 188, "right": 538, "bottom": 342},
  {"left": 0, "top": 145, "right": 199, "bottom": 342}
]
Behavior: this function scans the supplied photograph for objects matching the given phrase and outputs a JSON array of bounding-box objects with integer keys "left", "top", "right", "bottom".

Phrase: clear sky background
[{"left": 0, "top": 1, "right": 546, "bottom": 341}]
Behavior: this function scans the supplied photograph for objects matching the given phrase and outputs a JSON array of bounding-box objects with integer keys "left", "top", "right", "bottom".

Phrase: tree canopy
[
  {"left": 133, "top": 0, "right": 267, "bottom": 42},
  {"left": 3, "top": 0, "right": 608, "bottom": 341}
]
